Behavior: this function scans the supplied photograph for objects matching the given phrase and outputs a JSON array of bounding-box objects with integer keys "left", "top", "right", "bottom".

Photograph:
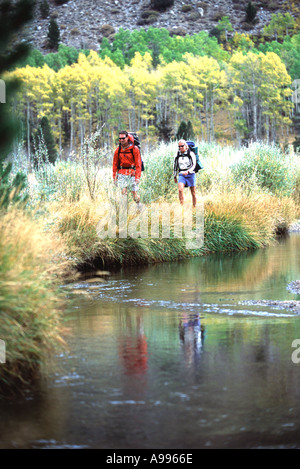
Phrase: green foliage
[
  {"left": 139, "top": 143, "right": 178, "bottom": 203},
  {"left": 204, "top": 212, "right": 260, "bottom": 252},
  {"left": 257, "top": 34, "right": 300, "bottom": 80},
  {"left": 231, "top": 142, "right": 298, "bottom": 196},
  {"left": 39, "top": 0, "right": 50, "bottom": 19},
  {"left": 245, "top": 2, "right": 257, "bottom": 23},
  {"left": 31, "top": 160, "right": 85, "bottom": 205},
  {"left": 99, "top": 27, "right": 229, "bottom": 67},
  {"left": 215, "top": 16, "right": 234, "bottom": 43},
  {"left": 47, "top": 18, "right": 60, "bottom": 50},
  {"left": 0, "top": 209, "right": 67, "bottom": 395},
  {"left": 176, "top": 121, "right": 195, "bottom": 140},
  {"left": 0, "top": 161, "right": 28, "bottom": 208},
  {"left": 263, "top": 12, "right": 296, "bottom": 41}
]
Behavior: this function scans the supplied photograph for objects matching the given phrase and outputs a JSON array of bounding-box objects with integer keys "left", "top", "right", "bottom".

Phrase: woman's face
[{"left": 178, "top": 142, "right": 187, "bottom": 154}]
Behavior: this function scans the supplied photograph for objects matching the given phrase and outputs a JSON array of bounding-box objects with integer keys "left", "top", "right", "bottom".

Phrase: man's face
[{"left": 119, "top": 134, "right": 128, "bottom": 147}]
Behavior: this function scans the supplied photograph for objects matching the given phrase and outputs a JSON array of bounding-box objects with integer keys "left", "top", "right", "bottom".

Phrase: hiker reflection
[
  {"left": 179, "top": 312, "right": 205, "bottom": 367},
  {"left": 118, "top": 314, "right": 148, "bottom": 376}
]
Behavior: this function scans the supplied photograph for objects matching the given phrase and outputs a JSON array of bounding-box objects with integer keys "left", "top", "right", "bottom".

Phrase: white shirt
[{"left": 173, "top": 150, "right": 196, "bottom": 176}]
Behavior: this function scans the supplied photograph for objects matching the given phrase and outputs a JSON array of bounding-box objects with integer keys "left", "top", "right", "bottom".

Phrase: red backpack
[{"left": 118, "top": 132, "right": 144, "bottom": 171}]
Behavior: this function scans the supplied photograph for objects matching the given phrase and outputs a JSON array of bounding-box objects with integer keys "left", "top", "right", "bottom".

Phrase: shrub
[
  {"left": 39, "top": 0, "right": 50, "bottom": 19},
  {"left": 139, "top": 143, "right": 178, "bottom": 203},
  {"left": 231, "top": 142, "right": 298, "bottom": 197},
  {"left": 150, "top": 0, "right": 175, "bottom": 11},
  {"left": 182, "top": 5, "right": 193, "bottom": 12},
  {"left": 99, "top": 24, "right": 115, "bottom": 37}
]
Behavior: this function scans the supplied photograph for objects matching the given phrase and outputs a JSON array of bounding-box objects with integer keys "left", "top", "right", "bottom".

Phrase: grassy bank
[
  {"left": 45, "top": 188, "right": 296, "bottom": 269},
  {"left": 0, "top": 208, "right": 72, "bottom": 396},
  {"left": 23, "top": 140, "right": 298, "bottom": 269}
]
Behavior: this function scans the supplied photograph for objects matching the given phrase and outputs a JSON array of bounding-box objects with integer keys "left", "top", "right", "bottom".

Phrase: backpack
[
  {"left": 186, "top": 140, "right": 203, "bottom": 173},
  {"left": 128, "top": 132, "right": 144, "bottom": 171}
]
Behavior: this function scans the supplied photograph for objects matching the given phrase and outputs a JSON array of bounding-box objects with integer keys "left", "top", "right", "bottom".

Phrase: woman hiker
[{"left": 173, "top": 139, "right": 197, "bottom": 208}]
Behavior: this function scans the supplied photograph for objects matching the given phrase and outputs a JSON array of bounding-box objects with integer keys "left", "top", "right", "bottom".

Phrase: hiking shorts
[
  {"left": 117, "top": 174, "right": 139, "bottom": 192},
  {"left": 178, "top": 173, "right": 196, "bottom": 187}
]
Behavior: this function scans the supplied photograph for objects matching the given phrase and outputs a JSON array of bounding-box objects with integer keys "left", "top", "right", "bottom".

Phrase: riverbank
[{"left": 1, "top": 140, "right": 299, "bottom": 395}]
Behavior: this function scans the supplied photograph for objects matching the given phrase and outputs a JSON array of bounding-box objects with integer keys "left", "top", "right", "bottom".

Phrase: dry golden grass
[
  {"left": 0, "top": 208, "right": 72, "bottom": 393},
  {"left": 204, "top": 189, "right": 297, "bottom": 248}
]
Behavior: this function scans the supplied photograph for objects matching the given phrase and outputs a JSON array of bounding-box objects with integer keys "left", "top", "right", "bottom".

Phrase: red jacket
[{"left": 113, "top": 144, "right": 142, "bottom": 181}]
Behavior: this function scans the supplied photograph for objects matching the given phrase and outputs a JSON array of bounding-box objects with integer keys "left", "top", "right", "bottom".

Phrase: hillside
[{"left": 28, "top": 0, "right": 295, "bottom": 53}]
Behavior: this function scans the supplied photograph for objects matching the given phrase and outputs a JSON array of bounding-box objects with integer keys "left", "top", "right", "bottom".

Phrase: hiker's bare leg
[
  {"left": 178, "top": 183, "right": 185, "bottom": 205},
  {"left": 132, "top": 191, "right": 140, "bottom": 203},
  {"left": 190, "top": 187, "right": 196, "bottom": 207}
]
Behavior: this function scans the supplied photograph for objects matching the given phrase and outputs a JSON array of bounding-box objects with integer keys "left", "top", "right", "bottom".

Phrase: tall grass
[
  {"left": 231, "top": 141, "right": 299, "bottom": 198},
  {"left": 0, "top": 209, "right": 71, "bottom": 395},
  {"left": 8, "top": 139, "right": 300, "bottom": 267}
]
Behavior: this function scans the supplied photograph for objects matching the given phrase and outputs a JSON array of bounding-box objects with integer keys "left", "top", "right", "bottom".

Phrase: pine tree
[
  {"left": 47, "top": 18, "right": 60, "bottom": 50},
  {"left": 176, "top": 121, "right": 188, "bottom": 140},
  {"left": 150, "top": 0, "right": 174, "bottom": 12},
  {"left": 186, "top": 121, "right": 195, "bottom": 140},
  {"left": 0, "top": 0, "right": 34, "bottom": 208},
  {"left": 40, "top": 0, "right": 50, "bottom": 19},
  {"left": 245, "top": 2, "right": 257, "bottom": 23}
]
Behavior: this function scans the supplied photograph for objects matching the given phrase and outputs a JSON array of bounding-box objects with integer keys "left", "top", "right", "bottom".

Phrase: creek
[{"left": 0, "top": 234, "right": 300, "bottom": 449}]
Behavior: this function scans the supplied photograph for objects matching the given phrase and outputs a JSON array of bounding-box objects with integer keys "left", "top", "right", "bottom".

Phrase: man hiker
[
  {"left": 113, "top": 130, "right": 142, "bottom": 209},
  {"left": 173, "top": 139, "right": 197, "bottom": 207}
]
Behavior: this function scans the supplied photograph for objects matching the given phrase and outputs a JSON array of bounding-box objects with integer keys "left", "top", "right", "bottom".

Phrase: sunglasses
[
  {"left": 178, "top": 145, "right": 185, "bottom": 148},
  {"left": 119, "top": 137, "right": 127, "bottom": 140}
]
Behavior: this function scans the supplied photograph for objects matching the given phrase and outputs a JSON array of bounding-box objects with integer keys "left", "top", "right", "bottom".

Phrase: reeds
[
  {"left": 203, "top": 189, "right": 297, "bottom": 253},
  {"left": 0, "top": 208, "right": 71, "bottom": 395}
]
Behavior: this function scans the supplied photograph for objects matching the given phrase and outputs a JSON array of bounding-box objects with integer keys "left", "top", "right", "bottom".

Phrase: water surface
[{"left": 1, "top": 234, "right": 300, "bottom": 449}]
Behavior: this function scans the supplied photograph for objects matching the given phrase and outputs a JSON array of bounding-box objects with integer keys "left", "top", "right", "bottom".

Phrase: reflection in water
[
  {"left": 118, "top": 314, "right": 148, "bottom": 376},
  {"left": 179, "top": 313, "right": 205, "bottom": 367},
  {"left": 0, "top": 234, "right": 299, "bottom": 449}
]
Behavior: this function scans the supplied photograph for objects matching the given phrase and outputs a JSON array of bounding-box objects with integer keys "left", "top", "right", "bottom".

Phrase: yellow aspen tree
[
  {"left": 125, "top": 52, "right": 158, "bottom": 140},
  {"left": 158, "top": 60, "right": 192, "bottom": 134},
  {"left": 228, "top": 51, "right": 292, "bottom": 143},
  {"left": 183, "top": 54, "right": 227, "bottom": 141}
]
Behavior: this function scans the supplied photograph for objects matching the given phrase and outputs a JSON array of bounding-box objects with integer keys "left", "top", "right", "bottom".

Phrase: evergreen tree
[
  {"left": 150, "top": 0, "right": 174, "bottom": 12},
  {"left": 39, "top": 0, "right": 49, "bottom": 19},
  {"left": 47, "top": 18, "right": 60, "bottom": 50},
  {"left": 0, "top": 0, "right": 34, "bottom": 208},
  {"left": 245, "top": 2, "right": 257, "bottom": 24},
  {"left": 176, "top": 121, "right": 187, "bottom": 140},
  {"left": 176, "top": 121, "right": 195, "bottom": 140},
  {"left": 186, "top": 121, "right": 195, "bottom": 140}
]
